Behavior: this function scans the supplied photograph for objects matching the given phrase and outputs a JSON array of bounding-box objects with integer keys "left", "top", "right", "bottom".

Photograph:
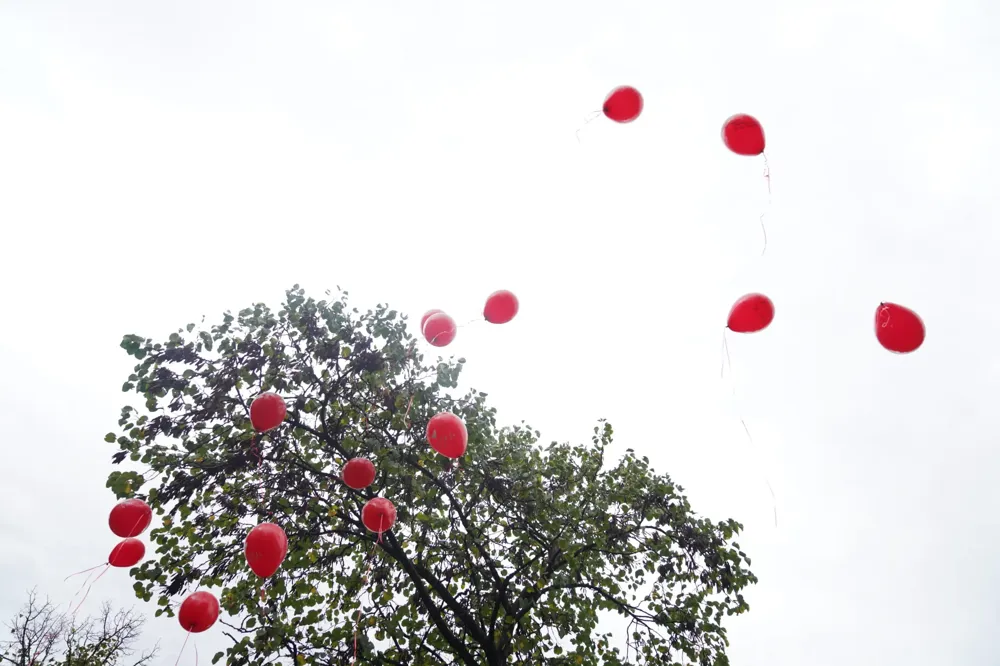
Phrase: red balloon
[
  {"left": 178, "top": 591, "right": 219, "bottom": 634},
  {"left": 342, "top": 457, "right": 376, "bottom": 490},
  {"left": 362, "top": 497, "right": 397, "bottom": 534},
  {"left": 426, "top": 411, "right": 468, "bottom": 459},
  {"left": 727, "top": 293, "right": 775, "bottom": 333},
  {"left": 423, "top": 312, "right": 457, "bottom": 347},
  {"left": 603, "top": 86, "right": 643, "bottom": 123},
  {"left": 722, "top": 114, "right": 766, "bottom": 156},
  {"left": 420, "top": 309, "right": 443, "bottom": 335},
  {"left": 244, "top": 523, "right": 288, "bottom": 579},
  {"left": 108, "top": 538, "right": 145, "bottom": 568},
  {"left": 250, "top": 392, "right": 286, "bottom": 432},
  {"left": 108, "top": 499, "right": 152, "bottom": 538},
  {"left": 483, "top": 290, "right": 519, "bottom": 324},
  {"left": 875, "top": 302, "right": 925, "bottom": 353}
]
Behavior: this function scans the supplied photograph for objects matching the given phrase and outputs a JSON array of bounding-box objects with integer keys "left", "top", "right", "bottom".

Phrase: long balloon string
[
  {"left": 351, "top": 517, "right": 385, "bottom": 666},
  {"left": 67, "top": 566, "right": 109, "bottom": 617},
  {"left": 173, "top": 631, "right": 192, "bottom": 666},
  {"left": 758, "top": 153, "right": 772, "bottom": 256},
  {"left": 720, "top": 329, "right": 778, "bottom": 528}
]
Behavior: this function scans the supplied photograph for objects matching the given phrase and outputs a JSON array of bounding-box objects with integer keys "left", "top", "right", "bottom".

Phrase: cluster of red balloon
[
  {"left": 108, "top": 499, "right": 152, "bottom": 567},
  {"left": 725, "top": 295, "right": 924, "bottom": 354},
  {"left": 62, "top": 498, "right": 152, "bottom": 607},
  {"left": 170, "top": 394, "right": 291, "bottom": 641},
  {"left": 715, "top": 114, "right": 925, "bottom": 350},
  {"left": 420, "top": 289, "right": 519, "bottom": 347},
  {"left": 169, "top": 292, "right": 510, "bottom": 647},
  {"left": 588, "top": 98, "right": 926, "bottom": 352}
]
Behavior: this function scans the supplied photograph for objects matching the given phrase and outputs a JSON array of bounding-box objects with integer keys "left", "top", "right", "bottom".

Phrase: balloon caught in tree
[
  {"left": 875, "top": 302, "right": 925, "bottom": 353},
  {"left": 178, "top": 591, "right": 219, "bottom": 634},
  {"left": 603, "top": 86, "right": 644, "bottom": 123},
  {"left": 361, "top": 497, "right": 397, "bottom": 535},
  {"left": 342, "top": 457, "right": 376, "bottom": 490},
  {"left": 423, "top": 312, "right": 457, "bottom": 347},
  {"left": 245, "top": 523, "right": 288, "bottom": 579},
  {"left": 483, "top": 290, "right": 519, "bottom": 324},
  {"left": 727, "top": 293, "right": 775, "bottom": 333},
  {"left": 108, "top": 538, "right": 145, "bottom": 568},
  {"left": 108, "top": 499, "right": 152, "bottom": 538},
  {"left": 426, "top": 411, "right": 468, "bottom": 459},
  {"left": 722, "top": 114, "right": 766, "bottom": 156},
  {"left": 250, "top": 392, "right": 286, "bottom": 432}
]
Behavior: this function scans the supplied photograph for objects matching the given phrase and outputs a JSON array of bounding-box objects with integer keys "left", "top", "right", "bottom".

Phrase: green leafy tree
[{"left": 106, "top": 286, "right": 756, "bottom": 665}]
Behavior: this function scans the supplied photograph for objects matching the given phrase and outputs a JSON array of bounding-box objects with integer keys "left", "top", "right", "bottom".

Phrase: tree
[
  {"left": 0, "top": 589, "right": 157, "bottom": 666},
  {"left": 106, "top": 285, "right": 757, "bottom": 665}
]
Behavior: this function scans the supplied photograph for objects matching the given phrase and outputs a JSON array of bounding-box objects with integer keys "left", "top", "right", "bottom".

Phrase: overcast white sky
[{"left": 1, "top": 1, "right": 999, "bottom": 664}]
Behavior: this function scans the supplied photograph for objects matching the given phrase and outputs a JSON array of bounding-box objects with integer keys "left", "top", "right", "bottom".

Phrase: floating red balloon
[
  {"left": 875, "top": 302, "right": 925, "bottom": 353},
  {"left": 722, "top": 114, "right": 766, "bottom": 156},
  {"left": 245, "top": 523, "right": 288, "bottom": 579},
  {"left": 483, "top": 290, "right": 519, "bottom": 324},
  {"left": 108, "top": 499, "right": 152, "bottom": 538},
  {"left": 727, "top": 293, "right": 775, "bottom": 333},
  {"left": 362, "top": 497, "right": 397, "bottom": 534},
  {"left": 603, "top": 86, "right": 643, "bottom": 123},
  {"left": 108, "top": 538, "right": 145, "bottom": 568},
  {"left": 423, "top": 312, "right": 457, "bottom": 347},
  {"left": 178, "top": 591, "right": 219, "bottom": 634},
  {"left": 250, "top": 392, "right": 286, "bottom": 432},
  {"left": 342, "top": 457, "right": 376, "bottom": 490},
  {"left": 426, "top": 411, "right": 468, "bottom": 459},
  {"left": 420, "top": 309, "right": 443, "bottom": 335}
]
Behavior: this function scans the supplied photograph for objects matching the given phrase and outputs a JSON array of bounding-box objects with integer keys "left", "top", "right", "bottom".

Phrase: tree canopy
[{"left": 106, "top": 285, "right": 757, "bottom": 665}]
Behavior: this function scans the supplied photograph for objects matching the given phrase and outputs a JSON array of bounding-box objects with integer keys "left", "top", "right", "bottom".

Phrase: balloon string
[
  {"left": 173, "top": 631, "right": 192, "bottom": 666},
  {"left": 68, "top": 565, "right": 109, "bottom": 617},
  {"left": 739, "top": 419, "right": 778, "bottom": 528},
  {"left": 762, "top": 153, "right": 771, "bottom": 197},
  {"left": 720, "top": 328, "right": 778, "bottom": 528},
  {"left": 403, "top": 395, "right": 415, "bottom": 429},
  {"left": 720, "top": 330, "right": 733, "bottom": 380},
  {"left": 351, "top": 516, "right": 384, "bottom": 666},
  {"left": 63, "top": 562, "right": 106, "bottom": 584},
  {"left": 65, "top": 565, "right": 102, "bottom": 615},
  {"left": 426, "top": 317, "right": 481, "bottom": 345},
  {"left": 250, "top": 434, "right": 268, "bottom": 518},
  {"left": 575, "top": 108, "right": 602, "bottom": 143},
  {"left": 759, "top": 153, "right": 771, "bottom": 256}
]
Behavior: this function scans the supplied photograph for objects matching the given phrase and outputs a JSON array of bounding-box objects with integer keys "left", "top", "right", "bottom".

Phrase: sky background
[{"left": 1, "top": 1, "right": 998, "bottom": 664}]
